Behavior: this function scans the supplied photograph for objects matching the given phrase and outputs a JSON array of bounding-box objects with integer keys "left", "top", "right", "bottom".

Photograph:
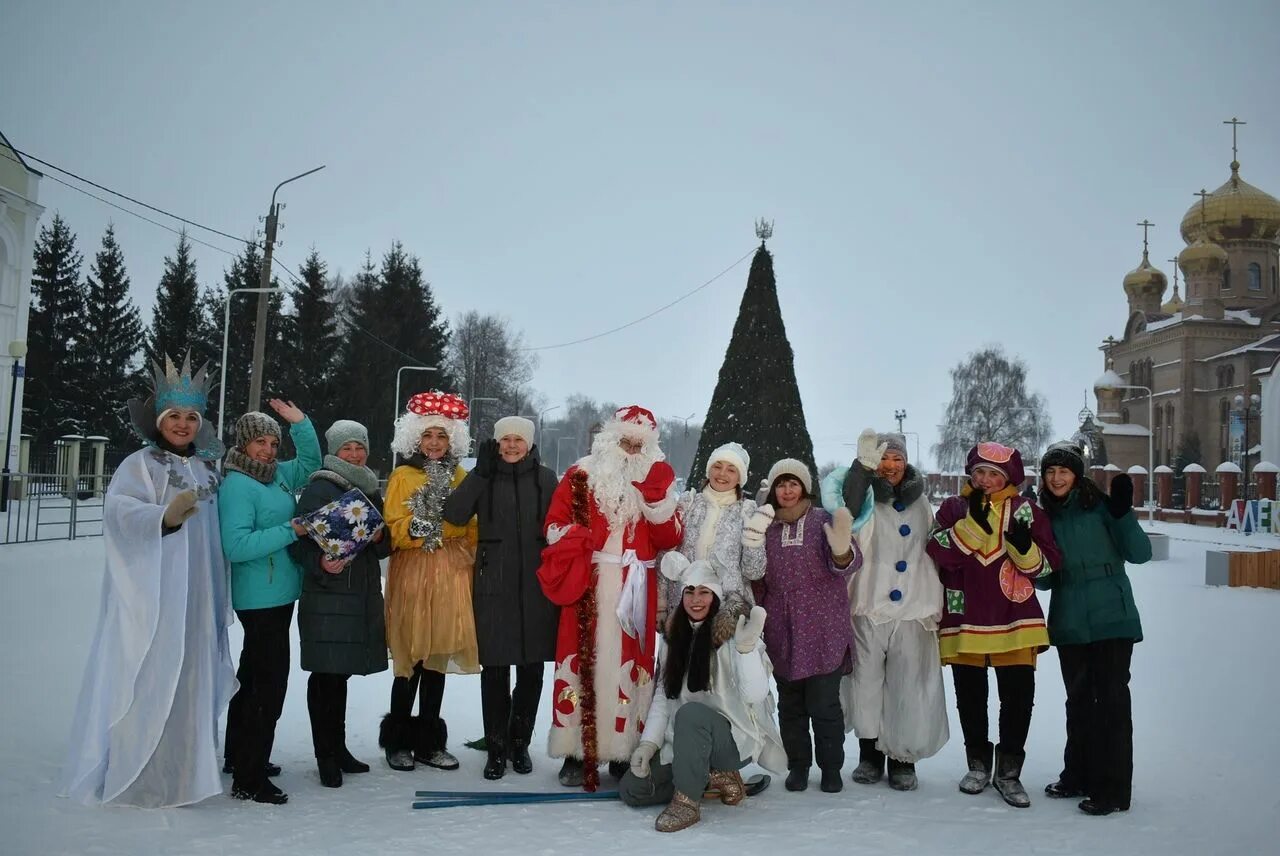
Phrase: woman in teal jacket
[
  {"left": 218, "top": 399, "right": 321, "bottom": 804},
  {"left": 1036, "top": 442, "right": 1151, "bottom": 817}
]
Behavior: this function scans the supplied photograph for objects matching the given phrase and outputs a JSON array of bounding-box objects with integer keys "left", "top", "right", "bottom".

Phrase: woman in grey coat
[
  {"left": 443, "top": 416, "right": 559, "bottom": 780},
  {"left": 659, "top": 442, "right": 771, "bottom": 642},
  {"left": 288, "top": 420, "right": 390, "bottom": 788}
]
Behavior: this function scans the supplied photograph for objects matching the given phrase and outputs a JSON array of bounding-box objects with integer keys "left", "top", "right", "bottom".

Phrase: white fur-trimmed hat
[
  {"left": 660, "top": 552, "right": 723, "bottom": 600},
  {"left": 493, "top": 415, "right": 534, "bottom": 446},
  {"left": 706, "top": 441, "right": 749, "bottom": 488},
  {"left": 766, "top": 458, "right": 812, "bottom": 495}
]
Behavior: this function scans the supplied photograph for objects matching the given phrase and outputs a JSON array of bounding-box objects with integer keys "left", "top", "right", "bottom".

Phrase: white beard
[{"left": 584, "top": 444, "right": 658, "bottom": 533}]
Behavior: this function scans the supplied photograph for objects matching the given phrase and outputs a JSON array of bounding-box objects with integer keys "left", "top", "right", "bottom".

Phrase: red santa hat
[{"left": 392, "top": 390, "right": 472, "bottom": 458}]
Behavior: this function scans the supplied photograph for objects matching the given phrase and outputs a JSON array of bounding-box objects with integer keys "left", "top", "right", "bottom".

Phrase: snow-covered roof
[
  {"left": 1127, "top": 465, "right": 1148, "bottom": 475},
  {"left": 1183, "top": 463, "right": 1207, "bottom": 473},
  {"left": 1196, "top": 334, "right": 1280, "bottom": 362},
  {"left": 1152, "top": 388, "right": 1181, "bottom": 397},
  {"left": 1099, "top": 422, "right": 1151, "bottom": 437},
  {"left": 1093, "top": 369, "right": 1126, "bottom": 391},
  {"left": 1216, "top": 461, "right": 1243, "bottom": 474},
  {"left": 1104, "top": 463, "right": 1122, "bottom": 472},
  {"left": 1153, "top": 465, "right": 1174, "bottom": 474},
  {"left": 1253, "top": 461, "right": 1280, "bottom": 474},
  {"left": 1145, "top": 313, "right": 1183, "bottom": 332}
]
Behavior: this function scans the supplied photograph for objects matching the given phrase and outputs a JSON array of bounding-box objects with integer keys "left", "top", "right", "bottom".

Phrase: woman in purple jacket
[{"left": 752, "top": 458, "right": 860, "bottom": 794}]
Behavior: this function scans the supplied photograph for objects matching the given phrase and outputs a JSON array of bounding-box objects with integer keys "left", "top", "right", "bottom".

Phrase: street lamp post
[
  {"left": 1, "top": 340, "right": 28, "bottom": 512},
  {"left": 1094, "top": 379, "right": 1155, "bottom": 523},
  {"left": 556, "top": 436, "right": 577, "bottom": 475},
  {"left": 394, "top": 366, "right": 439, "bottom": 426},
  {"left": 219, "top": 287, "right": 285, "bottom": 442},
  {"left": 468, "top": 397, "right": 500, "bottom": 441},
  {"left": 1233, "top": 390, "right": 1262, "bottom": 500},
  {"left": 537, "top": 404, "right": 561, "bottom": 443}
]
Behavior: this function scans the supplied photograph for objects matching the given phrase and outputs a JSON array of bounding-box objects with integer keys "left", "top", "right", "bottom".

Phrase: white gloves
[
  {"left": 162, "top": 490, "right": 198, "bottom": 529},
  {"left": 823, "top": 507, "right": 854, "bottom": 559},
  {"left": 734, "top": 605, "right": 767, "bottom": 654},
  {"left": 856, "top": 428, "right": 887, "bottom": 472},
  {"left": 630, "top": 741, "right": 659, "bottom": 778},
  {"left": 741, "top": 504, "right": 774, "bottom": 549}
]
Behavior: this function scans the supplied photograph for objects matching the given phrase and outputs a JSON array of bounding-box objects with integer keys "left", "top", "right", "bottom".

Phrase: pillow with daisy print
[{"left": 296, "top": 488, "right": 386, "bottom": 560}]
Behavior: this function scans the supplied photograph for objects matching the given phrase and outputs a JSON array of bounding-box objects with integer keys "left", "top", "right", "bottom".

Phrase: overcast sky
[{"left": 3, "top": 0, "right": 1278, "bottom": 469}]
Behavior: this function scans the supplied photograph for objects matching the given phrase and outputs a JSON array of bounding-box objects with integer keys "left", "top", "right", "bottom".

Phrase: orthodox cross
[
  {"left": 1136, "top": 219, "right": 1154, "bottom": 257},
  {"left": 1194, "top": 189, "right": 1211, "bottom": 227},
  {"left": 1167, "top": 258, "right": 1179, "bottom": 289},
  {"left": 1223, "top": 116, "right": 1246, "bottom": 163}
]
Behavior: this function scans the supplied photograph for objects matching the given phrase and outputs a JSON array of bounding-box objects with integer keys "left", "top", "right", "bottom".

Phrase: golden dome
[
  {"left": 1161, "top": 284, "right": 1184, "bottom": 314},
  {"left": 1178, "top": 237, "right": 1229, "bottom": 273},
  {"left": 1180, "top": 163, "right": 1280, "bottom": 243},
  {"left": 1122, "top": 252, "right": 1167, "bottom": 292}
]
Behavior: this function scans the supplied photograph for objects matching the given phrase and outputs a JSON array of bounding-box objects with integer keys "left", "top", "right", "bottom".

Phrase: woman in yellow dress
[{"left": 379, "top": 391, "right": 479, "bottom": 771}]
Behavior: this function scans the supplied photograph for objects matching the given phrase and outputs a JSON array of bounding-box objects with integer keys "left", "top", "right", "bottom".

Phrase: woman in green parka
[{"left": 1036, "top": 442, "right": 1151, "bottom": 817}]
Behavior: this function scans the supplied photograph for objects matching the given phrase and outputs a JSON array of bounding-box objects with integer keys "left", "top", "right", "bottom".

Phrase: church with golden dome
[{"left": 1094, "top": 119, "right": 1280, "bottom": 477}]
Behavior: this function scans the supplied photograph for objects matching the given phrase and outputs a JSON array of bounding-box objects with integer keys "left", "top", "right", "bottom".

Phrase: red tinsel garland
[{"left": 570, "top": 470, "right": 601, "bottom": 792}]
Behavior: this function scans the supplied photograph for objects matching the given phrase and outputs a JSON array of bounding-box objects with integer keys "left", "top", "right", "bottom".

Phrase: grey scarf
[
  {"left": 224, "top": 447, "right": 277, "bottom": 484},
  {"left": 314, "top": 454, "right": 379, "bottom": 496}
]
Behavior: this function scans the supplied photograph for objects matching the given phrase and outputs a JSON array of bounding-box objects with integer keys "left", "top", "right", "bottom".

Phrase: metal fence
[{"left": 1, "top": 471, "right": 107, "bottom": 544}]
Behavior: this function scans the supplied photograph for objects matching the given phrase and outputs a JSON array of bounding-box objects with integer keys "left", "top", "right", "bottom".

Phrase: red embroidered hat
[
  {"left": 966, "top": 441, "right": 1025, "bottom": 484},
  {"left": 407, "top": 391, "right": 469, "bottom": 421},
  {"left": 614, "top": 405, "right": 657, "bottom": 430}
]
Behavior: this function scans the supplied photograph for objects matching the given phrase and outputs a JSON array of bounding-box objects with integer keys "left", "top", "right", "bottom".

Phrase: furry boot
[{"left": 378, "top": 713, "right": 415, "bottom": 772}]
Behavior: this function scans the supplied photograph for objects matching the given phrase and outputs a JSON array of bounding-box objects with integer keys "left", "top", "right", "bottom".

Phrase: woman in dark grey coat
[
  {"left": 288, "top": 420, "right": 390, "bottom": 788},
  {"left": 443, "top": 416, "right": 558, "bottom": 780}
]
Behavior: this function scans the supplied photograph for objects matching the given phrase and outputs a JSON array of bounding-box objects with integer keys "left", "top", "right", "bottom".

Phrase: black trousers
[
  {"left": 952, "top": 664, "right": 1035, "bottom": 758},
  {"left": 1057, "top": 640, "right": 1135, "bottom": 806},
  {"left": 307, "top": 672, "right": 350, "bottom": 760},
  {"left": 775, "top": 667, "right": 845, "bottom": 771},
  {"left": 480, "top": 664, "right": 544, "bottom": 742},
  {"left": 390, "top": 663, "right": 445, "bottom": 720},
  {"left": 226, "top": 602, "right": 294, "bottom": 790}
]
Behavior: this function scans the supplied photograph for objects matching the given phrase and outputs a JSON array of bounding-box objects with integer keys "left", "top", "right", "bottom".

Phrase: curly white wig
[{"left": 391, "top": 412, "right": 471, "bottom": 459}]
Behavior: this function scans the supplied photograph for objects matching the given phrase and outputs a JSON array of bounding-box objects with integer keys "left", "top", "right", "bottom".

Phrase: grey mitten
[{"left": 741, "top": 504, "right": 774, "bottom": 548}]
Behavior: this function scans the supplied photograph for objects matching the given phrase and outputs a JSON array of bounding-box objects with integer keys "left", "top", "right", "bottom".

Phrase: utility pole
[{"left": 247, "top": 166, "right": 325, "bottom": 412}]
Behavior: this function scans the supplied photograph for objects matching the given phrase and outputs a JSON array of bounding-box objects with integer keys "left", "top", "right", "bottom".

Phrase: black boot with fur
[{"left": 379, "top": 713, "right": 415, "bottom": 772}]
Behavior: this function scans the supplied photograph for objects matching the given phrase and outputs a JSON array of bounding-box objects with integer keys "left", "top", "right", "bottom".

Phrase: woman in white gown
[{"left": 60, "top": 355, "right": 238, "bottom": 807}]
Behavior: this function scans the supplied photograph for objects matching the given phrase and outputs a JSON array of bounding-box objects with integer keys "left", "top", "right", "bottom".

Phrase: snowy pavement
[{"left": 2, "top": 533, "right": 1278, "bottom": 855}]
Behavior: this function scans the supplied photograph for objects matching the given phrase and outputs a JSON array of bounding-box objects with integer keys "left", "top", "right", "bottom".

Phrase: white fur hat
[
  {"left": 706, "top": 441, "right": 749, "bottom": 488},
  {"left": 766, "top": 458, "right": 812, "bottom": 494},
  {"left": 493, "top": 415, "right": 535, "bottom": 446},
  {"left": 660, "top": 552, "right": 723, "bottom": 600}
]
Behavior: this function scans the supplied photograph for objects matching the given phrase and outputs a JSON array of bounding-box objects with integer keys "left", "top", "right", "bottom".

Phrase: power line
[
  {"left": 518, "top": 247, "right": 755, "bottom": 351},
  {"left": 12, "top": 147, "right": 253, "bottom": 247}
]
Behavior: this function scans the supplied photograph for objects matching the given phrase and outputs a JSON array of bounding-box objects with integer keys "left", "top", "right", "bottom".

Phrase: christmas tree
[
  {"left": 25, "top": 213, "right": 88, "bottom": 443},
  {"left": 81, "top": 224, "right": 144, "bottom": 454},
  {"left": 689, "top": 225, "right": 816, "bottom": 493}
]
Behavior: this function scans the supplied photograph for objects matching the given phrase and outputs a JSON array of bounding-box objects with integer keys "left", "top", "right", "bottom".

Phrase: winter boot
[
  {"left": 1079, "top": 797, "right": 1129, "bottom": 816},
  {"left": 231, "top": 780, "right": 288, "bottom": 805},
  {"left": 887, "top": 758, "right": 918, "bottom": 791},
  {"left": 558, "top": 757, "right": 585, "bottom": 787},
  {"left": 993, "top": 747, "right": 1030, "bottom": 808},
  {"left": 1045, "top": 779, "right": 1085, "bottom": 799},
  {"left": 509, "top": 715, "right": 534, "bottom": 775},
  {"left": 415, "top": 717, "right": 460, "bottom": 770},
  {"left": 959, "top": 742, "right": 993, "bottom": 795},
  {"left": 483, "top": 735, "right": 508, "bottom": 781},
  {"left": 707, "top": 769, "right": 746, "bottom": 805},
  {"left": 223, "top": 760, "right": 281, "bottom": 777},
  {"left": 850, "top": 738, "right": 886, "bottom": 785},
  {"left": 379, "top": 713, "right": 415, "bottom": 771},
  {"left": 317, "top": 756, "right": 343, "bottom": 788},
  {"left": 819, "top": 768, "right": 844, "bottom": 793},
  {"left": 785, "top": 766, "right": 810, "bottom": 792},
  {"left": 655, "top": 790, "right": 701, "bottom": 833},
  {"left": 338, "top": 747, "right": 370, "bottom": 775}
]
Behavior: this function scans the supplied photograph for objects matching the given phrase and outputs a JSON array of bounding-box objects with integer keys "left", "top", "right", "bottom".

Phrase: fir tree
[
  {"left": 146, "top": 232, "right": 204, "bottom": 369},
  {"left": 689, "top": 241, "right": 817, "bottom": 490},
  {"left": 81, "top": 224, "right": 144, "bottom": 453},
  {"left": 332, "top": 244, "right": 453, "bottom": 471},
  {"left": 25, "top": 213, "right": 88, "bottom": 443},
  {"left": 285, "top": 249, "right": 339, "bottom": 430}
]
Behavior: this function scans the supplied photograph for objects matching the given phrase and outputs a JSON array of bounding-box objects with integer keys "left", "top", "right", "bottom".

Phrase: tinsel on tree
[{"left": 689, "top": 235, "right": 816, "bottom": 491}]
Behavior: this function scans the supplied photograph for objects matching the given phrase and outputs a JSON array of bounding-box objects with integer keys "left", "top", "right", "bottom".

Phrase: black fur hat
[{"left": 1040, "top": 442, "right": 1085, "bottom": 480}]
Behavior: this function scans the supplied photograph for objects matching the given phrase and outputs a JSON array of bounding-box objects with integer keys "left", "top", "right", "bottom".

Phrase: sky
[{"left": 2, "top": 0, "right": 1278, "bottom": 470}]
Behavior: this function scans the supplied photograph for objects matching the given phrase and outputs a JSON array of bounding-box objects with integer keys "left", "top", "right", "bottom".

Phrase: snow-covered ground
[{"left": 2, "top": 522, "right": 1278, "bottom": 855}]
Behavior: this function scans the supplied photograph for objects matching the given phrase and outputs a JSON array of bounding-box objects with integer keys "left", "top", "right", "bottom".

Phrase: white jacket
[{"left": 641, "top": 635, "right": 788, "bottom": 774}]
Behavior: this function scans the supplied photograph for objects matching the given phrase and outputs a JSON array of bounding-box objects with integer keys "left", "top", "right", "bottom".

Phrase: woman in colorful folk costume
[
  {"left": 288, "top": 420, "right": 390, "bottom": 788},
  {"left": 756, "top": 459, "right": 860, "bottom": 794},
  {"left": 657, "top": 441, "right": 770, "bottom": 639},
  {"left": 926, "top": 442, "right": 1062, "bottom": 807},
  {"left": 219, "top": 399, "right": 322, "bottom": 805},
  {"left": 380, "top": 392, "right": 479, "bottom": 772},
  {"left": 537, "top": 406, "right": 682, "bottom": 791},
  {"left": 621, "top": 553, "right": 786, "bottom": 832},
  {"left": 61, "top": 356, "right": 236, "bottom": 807}
]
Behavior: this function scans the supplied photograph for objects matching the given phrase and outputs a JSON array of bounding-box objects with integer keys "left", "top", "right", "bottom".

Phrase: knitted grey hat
[
  {"left": 878, "top": 432, "right": 908, "bottom": 462},
  {"left": 326, "top": 419, "right": 370, "bottom": 453},
  {"left": 766, "top": 458, "right": 812, "bottom": 494},
  {"left": 234, "top": 411, "right": 281, "bottom": 450}
]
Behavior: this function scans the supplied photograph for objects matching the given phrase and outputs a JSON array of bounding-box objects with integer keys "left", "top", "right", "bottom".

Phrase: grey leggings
[{"left": 618, "top": 702, "right": 745, "bottom": 805}]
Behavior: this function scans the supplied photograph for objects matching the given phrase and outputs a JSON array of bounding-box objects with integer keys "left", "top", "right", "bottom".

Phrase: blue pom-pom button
[
  {"left": 895, "top": 560, "right": 907, "bottom": 572},
  {"left": 889, "top": 589, "right": 903, "bottom": 602},
  {"left": 899, "top": 524, "right": 911, "bottom": 536}
]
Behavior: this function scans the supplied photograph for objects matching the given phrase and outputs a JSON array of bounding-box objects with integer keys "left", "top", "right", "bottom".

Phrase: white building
[{"left": 0, "top": 130, "right": 45, "bottom": 469}]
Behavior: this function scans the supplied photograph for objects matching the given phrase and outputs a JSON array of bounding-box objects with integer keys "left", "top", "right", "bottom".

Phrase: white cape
[{"left": 60, "top": 447, "right": 237, "bottom": 807}]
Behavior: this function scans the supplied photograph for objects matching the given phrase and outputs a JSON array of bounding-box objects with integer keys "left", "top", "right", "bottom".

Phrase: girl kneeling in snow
[{"left": 620, "top": 553, "right": 786, "bottom": 833}]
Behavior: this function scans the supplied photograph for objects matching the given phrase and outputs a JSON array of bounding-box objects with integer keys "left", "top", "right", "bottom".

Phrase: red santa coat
[{"left": 537, "top": 464, "right": 681, "bottom": 772}]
